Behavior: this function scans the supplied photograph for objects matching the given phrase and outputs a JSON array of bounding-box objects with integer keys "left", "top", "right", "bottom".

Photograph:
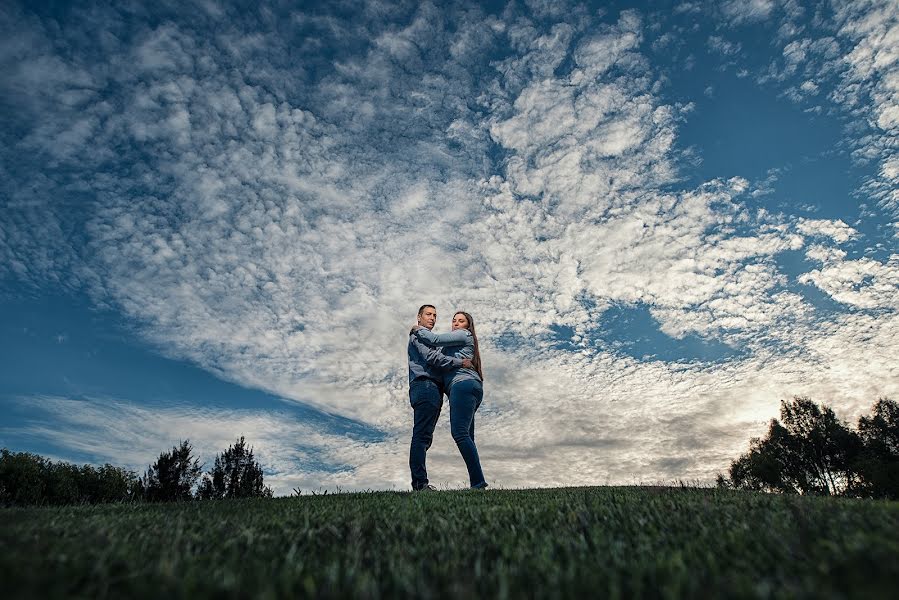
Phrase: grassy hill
[{"left": 2, "top": 486, "right": 897, "bottom": 598}]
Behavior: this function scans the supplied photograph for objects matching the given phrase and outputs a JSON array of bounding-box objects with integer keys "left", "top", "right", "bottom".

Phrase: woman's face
[{"left": 451, "top": 313, "right": 469, "bottom": 331}]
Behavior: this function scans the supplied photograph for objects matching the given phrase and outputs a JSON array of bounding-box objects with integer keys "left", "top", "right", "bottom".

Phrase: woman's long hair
[{"left": 455, "top": 311, "right": 483, "bottom": 382}]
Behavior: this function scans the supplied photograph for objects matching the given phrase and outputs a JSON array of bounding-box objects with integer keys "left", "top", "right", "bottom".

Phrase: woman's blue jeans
[{"left": 449, "top": 378, "right": 486, "bottom": 488}]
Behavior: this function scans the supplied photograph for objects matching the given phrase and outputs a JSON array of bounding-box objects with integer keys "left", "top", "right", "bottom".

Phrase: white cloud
[
  {"left": 674, "top": 3, "right": 702, "bottom": 16},
  {"left": 799, "top": 252, "right": 899, "bottom": 310},
  {"left": 762, "top": 2, "right": 898, "bottom": 213},
  {"left": 707, "top": 35, "right": 742, "bottom": 56},
  {"left": 832, "top": 0, "right": 899, "bottom": 211},
  {"left": 720, "top": 0, "right": 777, "bottom": 25},
  {"left": 796, "top": 218, "right": 859, "bottom": 243}
]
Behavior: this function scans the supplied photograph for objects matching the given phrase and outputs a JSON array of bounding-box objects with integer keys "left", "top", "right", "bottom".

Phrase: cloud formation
[
  {"left": 1, "top": 0, "right": 897, "bottom": 493},
  {"left": 755, "top": 0, "right": 898, "bottom": 214}
]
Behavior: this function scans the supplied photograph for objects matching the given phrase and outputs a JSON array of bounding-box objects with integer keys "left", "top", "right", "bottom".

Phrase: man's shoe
[
  {"left": 415, "top": 484, "right": 438, "bottom": 491},
  {"left": 470, "top": 482, "right": 488, "bottom": 490}
]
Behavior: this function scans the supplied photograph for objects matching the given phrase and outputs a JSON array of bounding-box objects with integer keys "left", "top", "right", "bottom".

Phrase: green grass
[{"left": 2, "top": 486, "right": 897, "bottom": 599}]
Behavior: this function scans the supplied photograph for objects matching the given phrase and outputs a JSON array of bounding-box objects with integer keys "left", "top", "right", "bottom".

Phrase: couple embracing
[{"left": 407, "top": 304, "right": 488, "bottom": 491}]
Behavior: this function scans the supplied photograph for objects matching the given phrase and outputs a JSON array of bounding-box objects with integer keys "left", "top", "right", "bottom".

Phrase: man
[{"left": 408, "top": 304, "right": 472, "bottom": 491}]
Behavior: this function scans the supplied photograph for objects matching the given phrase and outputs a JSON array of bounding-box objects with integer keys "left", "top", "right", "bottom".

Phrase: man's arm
[
  {"left": 414, "top": 327, "right": 471, "bottom": 348},
  {"left": 410, "top": 337, "right": 472, "bottom": 371}
]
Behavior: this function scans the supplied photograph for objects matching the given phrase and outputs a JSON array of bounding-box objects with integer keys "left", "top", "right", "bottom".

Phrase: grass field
[{"left": 2, "top": 486, "right": 897, "bottom": 599}]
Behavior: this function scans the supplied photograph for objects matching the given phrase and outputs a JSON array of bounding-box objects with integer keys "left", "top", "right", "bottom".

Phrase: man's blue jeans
[
  {"left": 449, "top": 378, "right": 486, "bottom": 488},
  {"left": 409, "top": 379, "right": 442, "bottom": 490}
]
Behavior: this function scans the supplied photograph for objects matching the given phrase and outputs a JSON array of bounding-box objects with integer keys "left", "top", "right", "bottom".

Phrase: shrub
[
  {"left": 0, "top": 449, "right": 141, "bottom": 506},
  {"left": 0, "top": 449, "right": 49, "bottom": 506}
]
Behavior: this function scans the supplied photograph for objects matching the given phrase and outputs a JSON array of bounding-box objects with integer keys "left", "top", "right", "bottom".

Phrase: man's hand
[
  {"left": 462, "top": 358, "right": 473, "bottom": 369},
  {"left": 410, "top": 324, "right": 422, "bottom": 335}
]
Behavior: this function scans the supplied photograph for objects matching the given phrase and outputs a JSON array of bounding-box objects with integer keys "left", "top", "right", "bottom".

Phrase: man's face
[{"left": 418, "top": 307, "right": 437, "bottom": 330}]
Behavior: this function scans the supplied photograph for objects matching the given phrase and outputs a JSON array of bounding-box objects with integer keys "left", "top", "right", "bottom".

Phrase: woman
[{"left": 412, "top": 311, "right": 487, "bottom": 489}]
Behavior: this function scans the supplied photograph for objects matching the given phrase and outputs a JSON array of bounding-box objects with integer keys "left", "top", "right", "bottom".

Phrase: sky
[{"left": 1, "top": 0, "right": 897, "bottom": 495}]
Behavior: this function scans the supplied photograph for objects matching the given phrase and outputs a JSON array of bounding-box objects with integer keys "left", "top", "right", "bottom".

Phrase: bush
[
  {"left": 0, "top": 449, "right": 140, "bottom": 506},
  {"left": 0, "top": 449, "right": 49, "bottom": 506}
]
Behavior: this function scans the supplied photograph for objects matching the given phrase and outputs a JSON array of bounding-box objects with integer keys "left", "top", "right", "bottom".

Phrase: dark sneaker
[
  {"left": 470, "top": 482, "right": 488, "bottom": 490},
  {"left": 415, "top": 484, "right": 438, "bottom": 491}
]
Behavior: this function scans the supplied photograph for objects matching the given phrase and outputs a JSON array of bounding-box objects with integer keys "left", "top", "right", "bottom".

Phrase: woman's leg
[{"left": 449, "top": 379, "right": 486, "bottom": 488}]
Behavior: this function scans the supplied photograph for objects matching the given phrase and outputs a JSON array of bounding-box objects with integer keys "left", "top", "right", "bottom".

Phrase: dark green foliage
[
  {"left": 0, "top": 449, "right": 139, "bottom": 506},
  {"left": 84, "top": 464, "right": 141, "bottom": 503},
  {"left": 196, "top": 436, "right": 273, "bottom": 500},
  {"left": 2, "top": 487, "right": 897, "bottom": 599},
  {"left": 140, "top": 440, "right": 201, "bottom": 502},
  {"left": 726, "top": 397, "right": 898, "bottom": 499},
  {"left": 855, "top": 398, "right": 899, "bottom": 499},
  {"left": 2, "top": 436, "right": 273, "bottom": 506},
  {"left": 0, "top": 449, "right": 49, "bottom": 506}
]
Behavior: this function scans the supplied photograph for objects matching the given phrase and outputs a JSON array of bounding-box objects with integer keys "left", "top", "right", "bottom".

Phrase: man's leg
[{"left": 409, "top": 380, "right": 442, "bottom": 490}]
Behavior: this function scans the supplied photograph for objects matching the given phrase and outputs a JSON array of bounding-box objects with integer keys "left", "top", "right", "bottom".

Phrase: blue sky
[{"left": 1, "top": 0, "right": 897, "bottom": 493}]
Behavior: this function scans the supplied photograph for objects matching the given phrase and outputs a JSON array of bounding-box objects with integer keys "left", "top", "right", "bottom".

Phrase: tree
[
  {"left": 726, "top": 397, "right": 862, "bottom": 496},
  {"left": 197, "top": 436, "right": 273, "bottom": 499},
  {"left": 855, "top": 398, "right": 899, "bottom": 499},
  {"left": 726, "top": 427, "right": 788, "bottom": 493},
  {"left": 141, "top": 440, "right": 202, "bottom": 502}
]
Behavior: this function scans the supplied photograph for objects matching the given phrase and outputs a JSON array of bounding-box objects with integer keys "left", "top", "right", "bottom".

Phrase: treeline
[
  {"left": 0, "top": 436, "right": 272, "bottom": 506},
  {"left": 719, "top": 397, "right": 898, "bottom": 499}
]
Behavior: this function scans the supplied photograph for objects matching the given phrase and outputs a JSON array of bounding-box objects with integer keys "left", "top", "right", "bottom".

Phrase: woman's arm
[
  {"left": 414, "top": 327, "right": 471, "bottom": 347},
  {"left": 410, "top": 337, "right": 468, "bottom": 372}
]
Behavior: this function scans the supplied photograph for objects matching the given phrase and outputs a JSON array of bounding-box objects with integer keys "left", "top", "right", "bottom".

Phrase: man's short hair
[{"left": 418, "top": 304, "right": 436, "bottom": 316}]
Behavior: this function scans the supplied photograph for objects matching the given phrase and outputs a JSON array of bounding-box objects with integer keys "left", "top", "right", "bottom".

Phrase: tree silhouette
[
  {"left": 855, "top": 398, "right": 899, "bottom": 499},
  {"left": 196, "top": 436, "right": 272, "bottom": 499},
  {"left": 727, "top": 397, "right": 862, "bottom": 496},
  {"left": 141, "top": 440, "right": 201, "bottom": 502},
  {"left": 723, "top": 397, "right": 899, "bottom": 499}
]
